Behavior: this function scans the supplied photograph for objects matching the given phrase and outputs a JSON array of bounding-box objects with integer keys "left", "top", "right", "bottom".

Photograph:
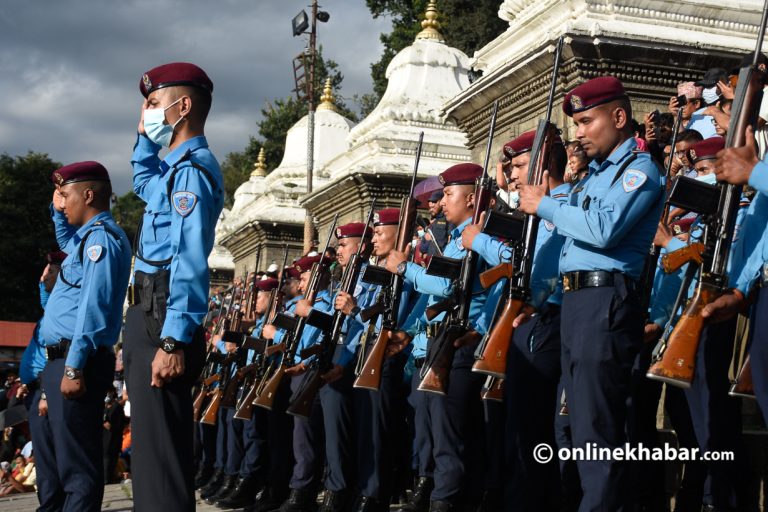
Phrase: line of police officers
[{"left": 16, "top": 57, "right": 768, "bottom": 512}]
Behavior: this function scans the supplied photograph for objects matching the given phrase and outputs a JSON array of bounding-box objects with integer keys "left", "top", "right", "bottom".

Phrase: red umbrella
[{"left": 412, "top": 176, "right": 442, "bottom": 207}]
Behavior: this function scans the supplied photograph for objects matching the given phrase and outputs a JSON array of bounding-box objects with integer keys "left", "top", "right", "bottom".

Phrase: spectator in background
[
  {"left": 424, "top": 190, "right": 450, "bottom": 254},
  {"left": 671, "top": 81, "right": 717, "bottom": 138},
  {"left": 0, "top": 451, "right": 36, "bottom": 496},
  {"left": 103, "top": 387, "right": 126, "bottom": 484},
  {"left": 565, "top": 141, "right": 590, "bottom": 185}
]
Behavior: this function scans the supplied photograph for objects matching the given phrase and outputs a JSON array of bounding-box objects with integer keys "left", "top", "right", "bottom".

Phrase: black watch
[
  {"left": 161, "top": 337, "right": 179, "bottom": 353},
  {"left": 396, "top": 261, "right": 408, "bottom": 276}
]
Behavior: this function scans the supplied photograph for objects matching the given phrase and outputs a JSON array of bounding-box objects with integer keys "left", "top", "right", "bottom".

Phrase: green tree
[
  {"left": 366, "top": 0, "right": 507, "bottom": 100},
  {"left": 110, "top": 190, "right": 145, "bottom": 243},
  {"left": 220, "top": 51, "right": 358, "bottom": 207},
  {"left": 0, "top": 152, "right": 59, "bottom": 321}
]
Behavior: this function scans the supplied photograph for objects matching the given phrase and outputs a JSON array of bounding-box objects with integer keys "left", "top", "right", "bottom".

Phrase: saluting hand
[
  {"left": 151, "top": 349, "right": 185, "bottom": 387},
  {"left": 715, "top": 126, "right": 759, "bottom": 185},
  {"left": 61, "top": 375, "right": 86, "bottom": 399},
  {"left": 335, "top": 291, "right": 357, "bottom": 315},
  {"left": 517, "top": 171, "right": 549, "bottom": 215},
  {"left": 138, "top": 100, "right": 148, "bottom": 135},
  {"left": 52, "top": 188, "right": 64, "bottom": 212},
  {"left": 701, "top": 289, "right": 747, "bottom": 323}
]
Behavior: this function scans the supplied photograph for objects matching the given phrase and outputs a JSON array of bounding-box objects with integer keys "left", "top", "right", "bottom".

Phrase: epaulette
[{"left": 551, "top": 193, "right": 568, "bottom": 199}]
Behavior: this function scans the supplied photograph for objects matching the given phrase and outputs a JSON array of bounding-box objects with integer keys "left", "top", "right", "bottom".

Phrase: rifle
[
  {"left": 253, "top": 215, "right": 339, "bottom": 410},
  {"left": 355, "top": 134, "right": 424, "bottom": 390},
  {"left": 730, "top": 354, "right": 755, "bottom": 398},
  {"left": 289, "top": 200, "right": 377, "bottom": 416},
  {"left": 480, "top": 375, "right": 504, "bottom": 402},
  {"left": 417, "top": 100, "right": 499, "bottom": 395},
  {"left": 212, "top": 287, "right": 235, "bottom": 337},
  {"left": 193, "top": 374, "right": 220, "bottom": 422},
  {"left": 661, "top": 243, "right": 705, "bottom": 273},
  {"left": 200, "top": 350, "right": 239, "bottom": 425},
  {"left": 243, "top": 251, "right": 262, "bottom": 322},
  {"left": 646, "top": 4, "right": 768, "bottom": 387},
  {"left": 222, "top": 270, "right": 249, "bottom": 342},
  {"left": 472, "top": 37, "right": 564, "bottom": 378}
]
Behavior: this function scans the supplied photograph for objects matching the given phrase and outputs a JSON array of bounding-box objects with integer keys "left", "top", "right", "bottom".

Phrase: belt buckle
[{"left": 563, "top": 274, "right": 572, "bottom": 293}]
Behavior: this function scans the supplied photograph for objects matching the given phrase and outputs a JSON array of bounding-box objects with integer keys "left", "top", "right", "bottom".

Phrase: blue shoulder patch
[
  {"left": 172, "top": 191, "right": 198, "bottom": 217},
  {"left": 86, "top": 245, "right": 103, "bottom": 262},
  {"left": 622, "top": 170, "right": 647, "bottom": 193}
]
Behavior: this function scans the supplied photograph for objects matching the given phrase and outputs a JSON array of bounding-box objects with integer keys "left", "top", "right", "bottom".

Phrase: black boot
[
  {"left": 195, "top": 464, "right": 215, "bottom": 490},
  {"left": 318, "top": 489, "right": 348, "bottom": 512},
  {"left": 205, "top": 474, "right": 238, "bottom": 504},
  {"left": 395, "top": 477, "right": 433, "bottom": 512},
  {"left": 278, "top": 487, "right": 318, "bottom": 512},
  {"left": 246, "top": 486, "right": 288, "bottom": 512},
  {"left": 199, "top": 469, "right": 226, "bottom": 499},
  {"left": 353, "top": 495, "right": 387, "bottom": 512},
  {"left": 216, "top": 476, "right": 260, "bottom": 509},
  {"left": 428, "top": 500, "right": 454, "bottom": 512}
]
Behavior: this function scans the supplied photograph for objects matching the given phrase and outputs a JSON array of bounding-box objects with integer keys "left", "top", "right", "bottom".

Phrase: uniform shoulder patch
[
  {"left": 543, "top": 220, "right": 555, "bottom": 232},
  {"left": 354, "top": 284, "right": 363, "bottom": 297},
  {"left": 86, "top": 245, "right": 103, "bottom": 262},
  {"left": 172, "top": 191, "right": 198, "bottom": 216},
  {"left": 622, "top": 170, "right": 647, "bottom": 193}
]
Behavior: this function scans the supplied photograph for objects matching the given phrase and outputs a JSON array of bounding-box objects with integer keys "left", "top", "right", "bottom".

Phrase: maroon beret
[
  {"left": 670, "top": 216, "right": 696, "bottom": 235},
  {"left": 373, "top": 208, "right": 400, "bottom": 227},
  {"left": 563, "top": 76, "right": 627, "bottom": 117},
  {"left": 140, "top": 62, "right": 213, "bottom": 98},
  {"left": 256, "top": 277, "right": 280, "bottom": 292},
  {"left": 284, "top": 266, "right": 300, "bottom": 280},
  {"left": 502, "top": 130, "right": 564, "bottom": 159},
  {"left": 687, "top": 137, "right": 725, "bottom": 163},
  {"left": 335, "top": 222, "right": 372, "bottom": 239},
  {"left": 438, "top": 163, "right": 484, "bottom": 186},
  {"left": 293, "top": 255, "right": 333, "bottom": 274},
  {"left": 46, "top": 251, "right": 67, "bottom": 265},
  {"left": 51, "top": 161, "right": 110, "bottom": 186}
]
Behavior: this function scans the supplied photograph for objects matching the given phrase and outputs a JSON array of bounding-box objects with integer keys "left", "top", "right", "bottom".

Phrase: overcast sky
[{"left": 0, "top": 1, "right": 391, "bottom": 194}]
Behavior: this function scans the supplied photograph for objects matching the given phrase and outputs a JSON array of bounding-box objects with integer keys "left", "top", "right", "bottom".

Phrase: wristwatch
[
  {"left": 161, "top": 337, "right": 179, "bottom": 354},
  {"left": 396, "top": 261, "right": 408, "bottom": 276},
  {"left": 63, "top": 366, "right": 82, "bottom": 380}
]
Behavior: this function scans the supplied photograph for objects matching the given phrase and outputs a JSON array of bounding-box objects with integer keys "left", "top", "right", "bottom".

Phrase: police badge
[{"left": 172, "top": 191, "right": 198, "bottom": 217}]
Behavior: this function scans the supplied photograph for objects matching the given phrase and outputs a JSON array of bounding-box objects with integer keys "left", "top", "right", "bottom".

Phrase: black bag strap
[
  {"left": 610, "top": 153, "right": 639, "bottom": 187},
  {"left": 61, "top": 222, "right": 120, "bottom": 289}
]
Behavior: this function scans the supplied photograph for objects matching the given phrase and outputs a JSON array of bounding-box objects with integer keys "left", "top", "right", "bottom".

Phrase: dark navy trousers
[
  {"left": 320, "top": 365, "right": 354, "bottom": 493},
  {"left": 288, "top": 373, "right": 324, "bottom": 491},
  {"left": 409, "top": 360, "right": 434, "bottom": 479},
  {"left": 224, "top": 406, "right": 244, "bottom": 475},
  {"left": 28, "top": 387, "right": 64, "bottom": 512}
]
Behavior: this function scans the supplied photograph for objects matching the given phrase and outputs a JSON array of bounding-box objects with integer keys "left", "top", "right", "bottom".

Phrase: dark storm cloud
[{"left": 0, "top": 0, "right": 390, "bottom": 193}]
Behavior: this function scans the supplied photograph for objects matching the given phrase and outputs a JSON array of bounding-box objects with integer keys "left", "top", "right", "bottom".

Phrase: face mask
[
  {"left": 417, "top": 229, "right": 425, "bottom": 238},
  {"left": 696, "top": 172, "right": 717, "bottom": 185},
  {"left": 143, "top": 98, "right": 183, "bottom": 147},
  {"left": 702, "top": 86, "right": 719, "bottom": 105},
  {"left": 508, "top": 191, "right": 520, "bottom": 209}
]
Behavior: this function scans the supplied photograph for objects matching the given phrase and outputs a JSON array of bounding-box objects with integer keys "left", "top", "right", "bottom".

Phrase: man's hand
[
  {"left": 461, "top": 212, "right": 485, "bottom": 250},
  {"left": 715, "top": 126, "right": 759, "bottom": 185},
  {"left": 321, "top": 365, "right": 344, "bottom": 383},
  {"left": 38, "top": 397, "right": 48, "bottom": 417},
  {"left": 138, "top": 100, "right": 147, "bottom": 135},
  {"left": 718, "top": 79, "right": 734, "bottom": 101},
  {"left": 16, "top": 384, "right": 28, "bottom": 401},
  {"left": 513, "top": 304, "right": 536, "bottom": 328},
  {"left": 61, "top": 375, "right": 86, "bottom": 399},
  {"left": 668, "top": 95, "right": 680, "bottom": 116},
  {"left": 496, "top": 160, "right": 512, "bottom": 191},
  {"left": 453, "top": 330, "right": 481, "bottom": 348},
  {"left": 653, "top": 222, "right": 674, "bottom": 248},
  {"left": 701, "top": 289, "right": 747, "bottom": 323},
  {"left": 517, "top": 172, "right": 549, "bottom": 215},
  {"left": 224, "top": 342, "right": 238, "bottom": 353},
  {"left": 384, "top": 250, "right": 408, "bottom": 275},
  {"left": 294, "top": 299, "right": 312, "bottom": 318},
  {"left": 261, "top": 324, "right": 277, "bottom": 340},
  {"left": 52, "top": 188, "right": 64, "bottom": 212},
  {"left": 151, "top": 349, "right": 185, "bottom": 387},
  {"left": 335, "top": 291, "right": 357, "bottom": 316},
  {"left": 385, "top": 330, "right": 412, "bottom": 357},
  {"left": 644, "top": 323, "right": 663, "bottom": 343},
  {"left": 285, "top": 362, "right": 307, "bottom": 376}
]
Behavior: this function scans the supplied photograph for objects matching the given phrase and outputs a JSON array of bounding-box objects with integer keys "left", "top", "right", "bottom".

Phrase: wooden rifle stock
[
  {"left": 472, "top": 297, "right": 524, "bottom": 377},
  {"left": 264, "top": 341, "right": 285, "bottom": 357},
  {"left": 354, "top": 328, "right": 392, "bottom": 390},
  {"left": 646, "top": 281, "right": 720, "bottom": 387},
  {"left": 425, "top": 298, "right": 454, "bottom": 321},
  {"left": 200, "top": 389, "right": 222, "bottom": 425},
  {"left": 234, "top": 378, "right": 260, "bottom": 420},
  {"left": 479, "top": 263, "right": 514, "bottom": 289},
  {"left": 193, "top": 373, "right": 220, "bottom": 421},
  {"left": 661, "top": 243, "right": 705, "bottom": 273},
  {"left": 253, "top": 363, "right": 286, "bottom": 411},
  {"left": 481, "top": 376, "right": 504, "bottom": 402},
  {"left": 418, "top": 323, "right": 466, "bottom": 395},
  {"left": 730, "top": 354, "right": 755, "bottom": 398}
]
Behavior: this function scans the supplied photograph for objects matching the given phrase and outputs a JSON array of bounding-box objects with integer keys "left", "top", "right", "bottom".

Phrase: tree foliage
[
  {"left": 0, "top": 152, "right": 59, "bottom": 321},
  {"left": 110, "top": 190, "right": 145, "bottom": 243},
  {"left": 366, "top": 0, "right": 507, "bottom": 99}
]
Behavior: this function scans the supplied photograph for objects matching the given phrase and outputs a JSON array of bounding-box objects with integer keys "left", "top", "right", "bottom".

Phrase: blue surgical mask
[
  {"left": 143, "top": 98, "right": 183, "bottom": 147},
  {"left": 508, "top": 191, "right": 520, "bottom": 209},
  {"left": 696, "top": 172, "right": 717, "bottom": 185}
]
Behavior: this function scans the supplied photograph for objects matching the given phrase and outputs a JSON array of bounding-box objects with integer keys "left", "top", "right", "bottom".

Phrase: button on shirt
[
  {"left": 536, "top": 138, "right": 663, "bottom": 280},
  {"left": 40, "top": 209, "right": 131, "bottom": 369},
  {"left": 131, "top": 134, "right": 224, "bottom": 344}
]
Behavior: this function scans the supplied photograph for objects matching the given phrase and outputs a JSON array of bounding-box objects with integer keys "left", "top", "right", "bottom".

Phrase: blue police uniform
[
  {"left": 124, "top": 131, "right": 224, "bottom": 512},
  {"left": 39, "top": 206, "right": 131, "bottom": 512},
  {"left": 536, "top": 136, "right": 663, "bottom": 511},
  {"left": 401, "top": 217, "right": 490, "bottom": 507}
]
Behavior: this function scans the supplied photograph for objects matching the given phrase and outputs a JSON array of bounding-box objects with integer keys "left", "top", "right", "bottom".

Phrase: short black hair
[
  {"left": 677, "top": 129, "right": 704, "bottom": 144},
  {"left": 548, "top": 143, "right": 568, "bottom": 182}
]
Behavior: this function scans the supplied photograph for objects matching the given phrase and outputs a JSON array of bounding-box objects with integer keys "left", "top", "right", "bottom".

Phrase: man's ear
[
  {"left": 83, "top": 188, "right": 95, "bottom": 206},
  {"left": 613, "top": 106, "right": 628, "bottom": 131},
  {"left": 179, "top": 95, "right": 192, "bottom": 118},
  {"left": 466, "top": 191, "right": 476, "bottom": 210}
]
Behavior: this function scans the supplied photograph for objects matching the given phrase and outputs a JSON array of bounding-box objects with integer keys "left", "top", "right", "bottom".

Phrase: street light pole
[{"left": 304, "top": 0, "right": 318, "bottom": 253}]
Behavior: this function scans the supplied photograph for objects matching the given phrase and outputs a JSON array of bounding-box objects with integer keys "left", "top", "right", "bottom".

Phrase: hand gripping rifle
[
  {"left": 647, "top": 2, "right": 768, "bottom": 387},
  {"left": 253, "top": 215, "right": 339, "bottom": 410},
  {"left": 417, "top": 100, "right": 499, "bottom": 395},
  {"left": 354, "top": 134, "right": 424, "bottom": 390},
  {"left": 287, "top": 201, "right": 377, "bottom": 417},
  {"left": 472, "top": 36, "right": 564, "bottom": 378}
]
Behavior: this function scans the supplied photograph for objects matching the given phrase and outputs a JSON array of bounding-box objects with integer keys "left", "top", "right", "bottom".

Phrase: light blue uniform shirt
[
  {"left": 332, "top": 265, "right": 382, "bottom": 368},
  {"left": 131, "top": 134, "right": 224, "bottom": 343},
  {"left": 537, "top": 138, "right": 663, "bottom": 280},
  {"left": 400, "top": 293, "right": 430, "bottom": 359},
  {"left": 40, "top": 209, "right": 131, "bottom": 369},
  {"left": 686, "top": 108, "right": 718, "bottom": 139},
  {"left": 732, "top": 159, "right": 768, "bottom": 293}
]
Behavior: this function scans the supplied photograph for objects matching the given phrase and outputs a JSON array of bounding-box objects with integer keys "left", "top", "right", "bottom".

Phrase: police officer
[
  {"left": 38, "top": 161, "right": 131, "bottom": 511},
  {"left": 386, "top": 163, "right": 492, "bottom": 511},
  {"left": 124, "top": 62, "right": 224, "bottom": 512},
  {"left": 518, "top": 76, "right": 664, "bottom": 510}
]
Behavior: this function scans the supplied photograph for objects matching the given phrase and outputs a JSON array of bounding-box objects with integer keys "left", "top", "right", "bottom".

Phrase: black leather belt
[
  {"left": 413, "top": 357, "right": 426, "bottom": 368},
  {"left": 562, "top": 271, "right": 636, "bottom": 293},
  {"left": 45, "top": 339, "right": 71, "bottom": 361}
]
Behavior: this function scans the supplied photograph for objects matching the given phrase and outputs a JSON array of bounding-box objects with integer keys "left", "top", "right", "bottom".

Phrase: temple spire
[
  {"left": 317, "top": 78, "right": 338, "bottom": 112},
  {"left": 251, "top": 147, "right": 267, "bottom": 178},
  {"left": 415, "top": 0, "right": 445, "bottom": 43}
]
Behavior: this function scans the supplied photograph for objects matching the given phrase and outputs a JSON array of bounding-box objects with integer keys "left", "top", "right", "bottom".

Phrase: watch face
[{"left": 163, "top": 341, "right": 175, "bottom": 352}]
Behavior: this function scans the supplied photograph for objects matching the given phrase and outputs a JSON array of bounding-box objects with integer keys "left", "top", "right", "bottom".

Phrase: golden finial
[
  {"left": 416, "top": 0, "right": 444, "bottom": 42},
  {"left": 317, "top": 78, "right": 337, "bottom": 112},
  {"left": 251, "top": 147, "right": 267, "bottom": 177}
]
